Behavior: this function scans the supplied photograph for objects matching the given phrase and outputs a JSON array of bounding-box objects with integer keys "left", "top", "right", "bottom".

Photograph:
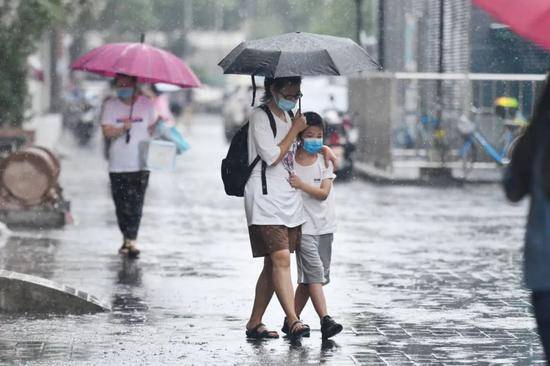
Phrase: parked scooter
[
  {"left": 323, "top": 108, "right": 357, "bottom": 179},
  {"left": 63, "top": 90, "right": 99, "bottom": 146}
]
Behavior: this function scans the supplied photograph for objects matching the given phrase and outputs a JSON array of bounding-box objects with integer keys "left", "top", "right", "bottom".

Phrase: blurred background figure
[
  {"left": 505, "top": 78, "right": 550, "bottom": 362},
  {"left": 142, "top": 84, "right": 177, "bottom": 126},
  {"left": 62, "top": 74, "right": 101, "bottom": 147}
]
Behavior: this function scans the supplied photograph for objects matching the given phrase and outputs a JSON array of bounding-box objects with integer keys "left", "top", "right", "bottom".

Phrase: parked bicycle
[
  {"left": 458, "top": 98, "right": 528, "bottom": 177},
  {"left": 393, "top": 113, "right": 449, "bottom": 163}
]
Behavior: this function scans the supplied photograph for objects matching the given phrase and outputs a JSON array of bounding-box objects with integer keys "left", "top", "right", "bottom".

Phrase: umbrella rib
[
  {"left": 271, "top": 51, "right": 283, "bottom": 78},
  {"left": 145, "top": 45, "right": 153, "bottom": 80},
  {"left": 116, "top": 43, "right": 140, "bottom": 75},
  {"left": 78, "top": 44, "right": 118, "bottom": 72},
  {"left": 322, "top": 50, "right": 341, "bottom": 76},
  {"left": 160, "top": 52, "right": 181, "bottom": 86}
]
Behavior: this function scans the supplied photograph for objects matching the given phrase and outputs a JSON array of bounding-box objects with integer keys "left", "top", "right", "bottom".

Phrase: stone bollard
[{"left": 0, "top": 270, "right": 110, "bottom": 314}]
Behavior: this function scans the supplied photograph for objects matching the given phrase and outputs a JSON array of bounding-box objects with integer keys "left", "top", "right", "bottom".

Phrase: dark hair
[
  {"left": 261, "top": 76, "right": 302, "bottom": 103},
  {"left": 114, "top": 73, "right": 137, "bottom": 85},
  {"left": 299, "top": 111, "right": 325, "bottom": 141}
]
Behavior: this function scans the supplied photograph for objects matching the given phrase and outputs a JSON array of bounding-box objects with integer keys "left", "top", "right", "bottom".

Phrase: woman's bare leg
[
  {"left": 270, "top": 249, "right": 301, "bottom": 326},
  {"left": 294, "top": 284, "right": 310, "bottom": 318},
  {"left": 246, "top": 256, "right": 274, "bottom": 329}
]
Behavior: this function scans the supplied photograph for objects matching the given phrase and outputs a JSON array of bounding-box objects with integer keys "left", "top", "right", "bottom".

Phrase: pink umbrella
[
  {"left": 70, "top": 42, "right": 201, "bottom": 88},
  {"left": 473, "top": 0, "right": 550, "bottom": 50},
  {"left": 71, "top": 39, "right": 200, "bottom": 143}
]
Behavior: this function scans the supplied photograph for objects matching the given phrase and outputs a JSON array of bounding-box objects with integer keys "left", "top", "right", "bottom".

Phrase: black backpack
[{"left": 221, "top": 105, "right": 292, "bottom": 197}]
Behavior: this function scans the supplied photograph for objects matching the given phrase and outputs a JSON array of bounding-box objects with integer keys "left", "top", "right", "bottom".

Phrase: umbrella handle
[
  {"left": 125, "top": 87, "right": 137, "bottom": 144},
  {"left": 251, "top": 75, "right": 256, "bottom": 107}
]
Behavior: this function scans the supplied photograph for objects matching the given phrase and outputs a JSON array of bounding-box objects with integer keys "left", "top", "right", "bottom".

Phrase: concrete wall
[{"left": 349, "top": 73, "right": 394, "bottom": 170}]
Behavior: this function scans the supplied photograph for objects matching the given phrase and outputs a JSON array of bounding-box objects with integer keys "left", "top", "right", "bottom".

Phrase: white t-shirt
[
  {"left": 294, "top": 155, "right": 337, "bottom": 235},
  {"left": 101, "top": 96, "right": 157, "bottom": 173},
  {"left": 244, "top": 107, "right": 305, "bottom": 227}
]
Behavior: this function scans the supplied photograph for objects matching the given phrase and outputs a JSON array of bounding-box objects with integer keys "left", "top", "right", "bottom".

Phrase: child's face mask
[{"left": 303, "top": 138, "right": 323, "bottom": 154}]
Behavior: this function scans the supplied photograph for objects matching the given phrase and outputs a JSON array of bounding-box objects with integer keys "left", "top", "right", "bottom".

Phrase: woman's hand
[
  {"left": 291, "top": 112, "right": 308, "bottom": 133},
  {"left": 288, "top": 173, "right": 303, "bottom": 189},
  {"left": 321, "top": 145, "right": 339, "bottom": 169},
  {"left": 102, "top": 124, "right": 128, "bottom": 139},
  {"left": 123, "top": 119, "right": 132, "bottom": 131}
]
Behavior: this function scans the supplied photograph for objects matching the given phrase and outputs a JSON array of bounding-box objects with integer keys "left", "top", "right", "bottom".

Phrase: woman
[
  {"left": 505, "top": 78, "right": 550, "bottom": 360},
  {"left": 244, "top": 76, "right": 311, "bottom": 340},
  {"left": 101, "top": 74, "right": 157, "bottom": 258}
]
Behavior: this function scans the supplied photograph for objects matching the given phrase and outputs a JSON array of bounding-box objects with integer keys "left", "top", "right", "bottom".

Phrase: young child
[{"left": 287, "top": 111, "right": 343, "bottom": 339}]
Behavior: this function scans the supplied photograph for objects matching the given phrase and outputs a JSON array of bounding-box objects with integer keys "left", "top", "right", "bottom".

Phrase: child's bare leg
[
  {"left": 307, "top": 283, "right": 328, "bottom": 319},
  {"left": 294, "top": 283, "right": 310, "bottom": 317}
]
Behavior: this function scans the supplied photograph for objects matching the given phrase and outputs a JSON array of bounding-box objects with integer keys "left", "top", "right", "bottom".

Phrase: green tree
[
  {"left": 246, "top": 0, "right": 374, "bottom": 39},
  {"left": 98, "top": 0, "right": 158, "bottom": 42},
  {"left": 0, "top": 0, "right": 62, "bottom": 126}
]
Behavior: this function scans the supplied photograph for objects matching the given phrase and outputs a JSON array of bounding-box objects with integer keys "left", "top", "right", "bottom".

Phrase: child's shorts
[{"left": 296, "top": 234, "right": 333, "bottom": 285}]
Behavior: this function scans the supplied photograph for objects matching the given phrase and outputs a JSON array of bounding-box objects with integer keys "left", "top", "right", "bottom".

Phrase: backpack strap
[
  {"left": 259, "top": 104, "right": 277, "bottom": 136},
  {"left": 258, "top": 105, "right": 277, "bottom": 195}
]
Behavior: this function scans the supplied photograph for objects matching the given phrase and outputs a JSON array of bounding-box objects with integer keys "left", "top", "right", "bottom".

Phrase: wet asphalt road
[{"left": 0, "top": 114, "right": 545, "bottom": 365}]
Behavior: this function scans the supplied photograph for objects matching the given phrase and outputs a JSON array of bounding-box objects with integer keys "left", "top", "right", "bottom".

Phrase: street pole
[
  {"left": 49, "top": 24, "right": 63, "bottom": 113},
  {"left": 377, "top": 0, "right": 384, "bottom": 68},
  {"left": 437, "top": 1, "right": 444, "bottom": 124},
  {"left": 436, "top": 1, "right": 445, "bottom": 163},
  {"left": 182, "top": 0, "right": 193, "bottom": 56},
  {"left": 355, "top": 0, "right": 364, "bottom": 46}
]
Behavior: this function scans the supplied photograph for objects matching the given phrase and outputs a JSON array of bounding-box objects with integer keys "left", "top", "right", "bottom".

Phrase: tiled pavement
[{"left": 0, "top": 115, "right": 544, "bottom": 365}]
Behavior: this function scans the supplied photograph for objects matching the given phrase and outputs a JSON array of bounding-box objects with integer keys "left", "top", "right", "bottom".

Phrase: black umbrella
[{"left": 218, "top": 32, "right": 381, "bottom": 78}]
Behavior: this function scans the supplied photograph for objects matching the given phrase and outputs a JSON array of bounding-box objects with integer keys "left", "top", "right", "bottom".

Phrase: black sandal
[
  {"left": 126, "top": 244, "right": 140, "bottom": 259},
  {"left": 119, "top": 241, "right": 140, "bottom": 259},
  {"left": 289, "top": 320, "right": 310, "bottom": 340},
  {"left": 282, "top": 317, "right": 310, "bottom": 337},
  {"left": 246, "top": 323, "right": 279, "bottom": 339}
]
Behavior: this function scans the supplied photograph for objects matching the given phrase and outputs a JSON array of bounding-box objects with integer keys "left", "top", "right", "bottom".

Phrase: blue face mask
[
  {"left": 276, "top": 95, "right": 296, "bottom": 112},
  {"left": 303, "top": 138, "right": 324, "bottom": 154},
  {"left": 117, "top": 87, "right": 134, "bottom": 99}
]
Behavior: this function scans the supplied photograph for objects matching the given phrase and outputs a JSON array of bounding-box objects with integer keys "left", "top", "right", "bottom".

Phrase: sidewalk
[{"left": 0, "top": 114, "right": 544, "bottom": 365}]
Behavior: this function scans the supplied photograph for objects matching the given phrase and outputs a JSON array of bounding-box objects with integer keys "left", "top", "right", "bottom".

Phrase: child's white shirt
[{"left": 294, "top": 154, "right": 337, "bottom": 235}]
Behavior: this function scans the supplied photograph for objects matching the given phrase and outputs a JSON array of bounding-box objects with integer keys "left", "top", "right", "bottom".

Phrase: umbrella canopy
[
  {"left": 473, "top": 0, "right": 550, "bottom": 50},
  {"left": 218, "top": 32, "right": 380, "bottom": 78},
  {"left": 71, "top": 42, "right": 201, "bottom": 88}
]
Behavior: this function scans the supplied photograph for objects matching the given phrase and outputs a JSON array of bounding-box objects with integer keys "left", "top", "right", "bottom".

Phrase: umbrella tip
[{"left": 140, "top": 33, "right": 145, "bottom": 43}]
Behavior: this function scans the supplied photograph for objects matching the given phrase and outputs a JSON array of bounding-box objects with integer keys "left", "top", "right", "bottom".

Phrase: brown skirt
[{"left": 248, "top": 225, "right": 302, "bottom": 258}]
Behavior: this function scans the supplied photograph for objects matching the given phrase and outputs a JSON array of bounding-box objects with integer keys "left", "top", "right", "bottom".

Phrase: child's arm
[{"left": 289, "top": 174, "right": 333, "bottom": 201}]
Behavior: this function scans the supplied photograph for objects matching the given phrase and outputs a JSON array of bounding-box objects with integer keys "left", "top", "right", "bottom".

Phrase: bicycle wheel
[{"left": 462, "top": 144, "right": 477, "bottom": 179}]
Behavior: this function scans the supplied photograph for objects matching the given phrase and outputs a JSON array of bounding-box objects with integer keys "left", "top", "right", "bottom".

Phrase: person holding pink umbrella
[
  {"left": 71, "top": 37, "right": 201, "bottom": 258},
  {"left": 101, "top": 73, "right": 158, "bottom": 258}
]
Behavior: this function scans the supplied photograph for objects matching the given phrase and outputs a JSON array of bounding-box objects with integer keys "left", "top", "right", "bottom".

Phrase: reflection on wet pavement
[
  {"left": 111, "top": 259, "right": 148, "bottom": 325},
  {"left": 0, "top": 114, "right": 544, "bottom": 365}
]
